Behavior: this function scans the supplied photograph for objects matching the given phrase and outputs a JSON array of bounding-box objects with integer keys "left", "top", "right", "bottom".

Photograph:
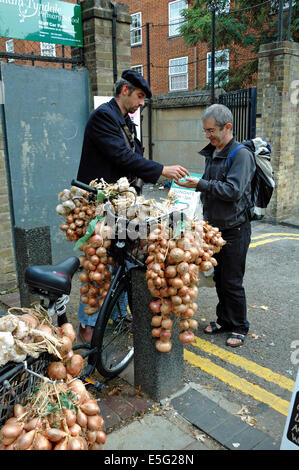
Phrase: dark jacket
[
  {"left": 77, "top": 98, "right": 163, "bottom": 185},
  {"left": 196, "top": 138, "right": 256, "bottom": 230}
]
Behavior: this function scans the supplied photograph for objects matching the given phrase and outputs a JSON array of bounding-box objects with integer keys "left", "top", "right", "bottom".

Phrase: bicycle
[{"left": 0, "top": 179, "right": 185, "bottom": 426}]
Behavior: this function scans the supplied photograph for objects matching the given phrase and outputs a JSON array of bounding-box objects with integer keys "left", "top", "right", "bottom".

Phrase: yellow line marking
[
  {"left": 251, "top": 233, "right": 299, "bottom": 240},
  {"left": 184, "top": 349, "right": 290, "bottom": 416},
  {"left": 191, "top": 336, "right": 295, "bottom": 392},
  {"left": 250, "top": 237, "right": 299, "bottom": 248}
]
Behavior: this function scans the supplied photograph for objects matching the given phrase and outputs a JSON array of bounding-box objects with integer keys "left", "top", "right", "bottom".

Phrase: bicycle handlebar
[{"left": 71, "top": 179, "right": 98, "bottom": 195}]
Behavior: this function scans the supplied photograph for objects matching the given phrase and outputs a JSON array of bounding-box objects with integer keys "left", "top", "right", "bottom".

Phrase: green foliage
[{"left": 180, "top": 0, "right": 298, "bottom": 91}]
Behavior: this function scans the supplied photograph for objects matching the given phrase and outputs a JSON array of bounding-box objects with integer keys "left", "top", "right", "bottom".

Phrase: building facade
[{"left": 126, "top": 0, "right": 230, "bottom": 95}]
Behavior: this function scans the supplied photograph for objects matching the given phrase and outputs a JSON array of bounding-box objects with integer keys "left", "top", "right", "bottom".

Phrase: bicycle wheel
[{"left": 92, "top": 277, "right": 134, "bottom": 378}]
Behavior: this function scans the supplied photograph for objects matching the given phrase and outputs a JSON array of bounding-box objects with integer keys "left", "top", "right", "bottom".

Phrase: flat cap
[{"left": 121, "top": 69, "right": 152, "bottom": 99}]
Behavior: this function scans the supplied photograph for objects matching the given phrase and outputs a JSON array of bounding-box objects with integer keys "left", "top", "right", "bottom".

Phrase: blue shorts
[{"left": 78, "top": 289, "right": 129, "bottom": 327}]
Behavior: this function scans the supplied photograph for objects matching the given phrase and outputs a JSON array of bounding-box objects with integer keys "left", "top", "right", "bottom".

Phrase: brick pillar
[
  {"left": 0, "top": 106, "right": 16, "bottom": 291},
  {"left": 75, "top": 0, "right": 132, "bottom": 106},
  {"left": 256, "top": 41, "right": 299, "bottom": 222}
]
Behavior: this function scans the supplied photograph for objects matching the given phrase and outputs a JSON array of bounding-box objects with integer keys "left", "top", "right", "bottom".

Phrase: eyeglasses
[{"left": 203, "top": 126, "right": 224, "bottom": 136}]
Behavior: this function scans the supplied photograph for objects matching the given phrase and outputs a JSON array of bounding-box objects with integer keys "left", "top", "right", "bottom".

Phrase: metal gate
[{"left": 218, "top": 87, "right": 257, "bottom": 142}]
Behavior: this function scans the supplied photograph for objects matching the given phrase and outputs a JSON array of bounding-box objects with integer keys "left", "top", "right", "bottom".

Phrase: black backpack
[{"left": 227, "top": 137, "right": 275, "bottom": 221}]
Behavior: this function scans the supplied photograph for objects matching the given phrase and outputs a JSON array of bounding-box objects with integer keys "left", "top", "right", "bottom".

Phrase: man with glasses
[{"left": 177, "top": 104, "right": 256, "bottom": 347}]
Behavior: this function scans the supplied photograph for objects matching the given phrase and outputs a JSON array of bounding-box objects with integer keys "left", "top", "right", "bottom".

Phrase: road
[{"left": 183, "top": 220, "right": 299, "bottom": 443}]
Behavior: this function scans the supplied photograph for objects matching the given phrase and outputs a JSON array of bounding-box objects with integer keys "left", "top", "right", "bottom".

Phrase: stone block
[
  {"left": 131, "top": 269, "right": 184, "bottom": 402},
  {"left": 13, "top": 225, "right": 52, "bottom": 307}
]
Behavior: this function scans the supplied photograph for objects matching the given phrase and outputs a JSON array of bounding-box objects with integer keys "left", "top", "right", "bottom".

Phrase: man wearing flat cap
[
  {"left": 76, "top": 69, "right": 189, "bottom": 342},
  {"left": 77, "top": 69, "right": 188, "bottom": 189}
]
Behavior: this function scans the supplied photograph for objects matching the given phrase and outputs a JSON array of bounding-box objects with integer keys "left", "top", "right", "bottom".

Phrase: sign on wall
[{"left": 0, "top": 0, "right": 83, "bottom": 47}]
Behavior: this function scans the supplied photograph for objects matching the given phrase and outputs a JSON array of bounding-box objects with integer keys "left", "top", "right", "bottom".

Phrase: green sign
[{"left": 0, "top": 0, "right": 83, "bottom": 47}]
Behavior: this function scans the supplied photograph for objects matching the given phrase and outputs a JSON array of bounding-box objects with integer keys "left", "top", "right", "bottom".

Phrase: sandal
[
  {"left": 226, "top": 333, "right": 245, "bottom": 348},
  {"left": 204, "top": 321, "right": 227, "bottom": 335}
]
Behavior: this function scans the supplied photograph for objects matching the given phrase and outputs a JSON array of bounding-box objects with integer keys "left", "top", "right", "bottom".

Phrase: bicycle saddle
[{"left": 25, "top": 257, "right": 80, "bottom": 296}]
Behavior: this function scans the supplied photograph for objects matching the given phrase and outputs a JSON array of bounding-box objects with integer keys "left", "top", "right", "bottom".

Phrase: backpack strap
[{"left": 227, "top": 143, "right": 246, "bottom": 170}]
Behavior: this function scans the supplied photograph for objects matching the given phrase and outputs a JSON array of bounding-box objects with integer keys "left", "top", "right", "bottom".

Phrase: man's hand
[
  {"left": 162, "top": 165, "right": 189, "bottom": 181},
  {"left": 175, "top": 177, "right": 199, "bottom": 189}
]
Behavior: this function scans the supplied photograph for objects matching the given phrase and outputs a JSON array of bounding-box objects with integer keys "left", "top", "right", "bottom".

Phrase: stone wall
[
  {"left": 141, "top": 91, "right": 214, "bottom": 173},
  {"left": 0, "top": 111, "right": 16, "bottom": 291},
  {"left": 256, "top": 41, "right": 299, "bottom": 221}
]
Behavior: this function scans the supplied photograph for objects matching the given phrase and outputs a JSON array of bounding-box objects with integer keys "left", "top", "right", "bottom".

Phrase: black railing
[{"left": 218, "top": 87, "right": 257, "bottom": 142}]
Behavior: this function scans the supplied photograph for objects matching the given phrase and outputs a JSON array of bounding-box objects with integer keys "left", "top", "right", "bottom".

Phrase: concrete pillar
[
  {"left": 13, "top": 225, "right": 52, "bottom": 307},
  {"left": 131, "top": 269, "right": 184, "bottom": 401},
  {"left": 256, "top": 41, "right": 299, "bottom": 222},
  {"left": 73, "top": 0, "right": 132, "bottom": 107}
]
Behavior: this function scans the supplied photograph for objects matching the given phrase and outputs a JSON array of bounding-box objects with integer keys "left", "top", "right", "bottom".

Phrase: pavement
[
  {"left": 0, "top": 285, "right": 281, "bottom": 451},
  {"left": 1, "top": 187, "right": 298, "bottom": 452}
]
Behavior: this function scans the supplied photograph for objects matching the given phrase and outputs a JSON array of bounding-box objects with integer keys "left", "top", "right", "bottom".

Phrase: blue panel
[{"left": 1, "top": 62, "right": 90, "bottom": 263}]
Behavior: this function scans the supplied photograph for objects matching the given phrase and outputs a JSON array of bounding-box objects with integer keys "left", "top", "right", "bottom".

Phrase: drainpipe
[{"left": 111, "top": 2, "right": 118, "bottom": 83}]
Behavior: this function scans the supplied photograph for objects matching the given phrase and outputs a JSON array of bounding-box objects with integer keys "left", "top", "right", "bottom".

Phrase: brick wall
[
  {"left": 0, "top": 112, "right": 16, "bottom": 291},
  {"left": 127, "top": 0, "right": 208, "bottom": 95},
  {"left": 256, "top": 41, "right": 299, "bottom": 222}
]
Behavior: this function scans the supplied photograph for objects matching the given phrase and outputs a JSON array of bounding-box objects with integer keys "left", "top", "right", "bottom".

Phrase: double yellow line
[
  {"left": 250, "top": 232, "right": 299, "bottom": 248},
  {"left": 184, "top": 336, "right": 295, "bottom": 416}
]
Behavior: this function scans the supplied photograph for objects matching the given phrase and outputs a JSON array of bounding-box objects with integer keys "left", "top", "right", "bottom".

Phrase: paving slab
[
  {"left": 170, "top": 387, "right": 280, "bottom": 450},
  {"left": 103, "top": 414, "right": 199, "bottom": 451}
]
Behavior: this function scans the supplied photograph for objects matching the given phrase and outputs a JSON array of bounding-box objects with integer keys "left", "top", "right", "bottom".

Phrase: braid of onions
[{"left": 146, "top": 219, "right": 226, "bottom": 353}]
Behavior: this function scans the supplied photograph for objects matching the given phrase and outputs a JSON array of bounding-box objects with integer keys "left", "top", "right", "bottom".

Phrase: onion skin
[
  {"left": 60, "top": 323, "right": 77, "bottom": 343},
  {"left": 44, "top": 428, "right": 67, "bottom": 443},
  {"left": 66, "top": 354, "right": 84, "bottom": 377},
  {"left": 47, "top": 362, "right": 67, "bottom": 381},
  {"left": 80, "top": 400, "right": 100, "bottom": 416},
  {"left": 155, "top": 340, "right": 172, "bottom": 353},
  {"left": 64, "top": 409, "right": 77, "bottom": 428}
]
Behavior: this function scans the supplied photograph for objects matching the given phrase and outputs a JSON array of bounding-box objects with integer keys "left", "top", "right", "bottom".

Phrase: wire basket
[{"left": 0, "top": 353, "right": 50, "bottom": 427}]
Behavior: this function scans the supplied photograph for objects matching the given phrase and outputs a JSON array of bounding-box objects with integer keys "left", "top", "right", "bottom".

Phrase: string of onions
[{"left": 146, "top": 219, "right": 226, "bottom": 353}]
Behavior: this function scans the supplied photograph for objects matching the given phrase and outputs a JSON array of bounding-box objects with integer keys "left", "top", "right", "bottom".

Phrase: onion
[
  {"left": 0, "top": 423, "right": 23, "bottom": 442},
  {"left": 54, "top": 437, "right": 68, "bottom": 450},
  {"left": 168, "top": 247, "right": 185, "bottom": 263},
  {"left": 79, "top": 270, "right": 89, "bottom": 283},
  {"left": 152, "top": 327, "right": 162, "bottom": 338},
  {"left": 57, "top": 335, "right": 73, "bottom": 357},
  {"left": 155, "top": 340, "right": 172, "bottom": 353},
  {"left": 179, "top": 330, "right": 195, "bottom": 344},
  {"left": 165, "top": 265, "right": 177, "bottom": 278},
  {"left": 68, "top": 379, "right": 89, "bottom": 404},
  {"left": 149, "top": 300, "right": 161, "bottom": 314},
  {"left": 14, "top": 404, "right": 25, "bottom": 418},
  {"left": 76, "top": 409, "right": 88, "bottom": 428},
  {"left": 67, "top": 436, "right": 85, "bottom": 450},
  {"left": 87, "top": 414, "right": 104, "bottom": 431},
  {"left": 66, "top": 354, "right": 83, "bottom": 377},
  {"left": 188, "top": 319, "right": 198, "bottom": 330},
  {"left": 34, "top": 324, "right": 54, "bottom": 343},
  {"left": 80, "top": 399, "right": 100, "bottom": 416},
  {"left": 24, "top": 417, "right": 40, "bottom": 432},
  {"left": 44, "top": 428, "right": 67, "bottom": 443},
  {"left": 60, "top": 323, "right": 77, "bottom": 343},
  {"left": 14, "top": 429, "right": 35, "bottom": 450},
  {"left": 151, "top": 315, "right": 162, "bottom": 327},
  {"left": 32, "top": 433, "right": 52, "bottom": 450},
  {"left": 69, "top": 423, "right": 82, "bottom": 436},
  {"left": 171, "top": 295, "right": 182, "bottom": 306},
  {"left": 161, "top": 317, "right": 173, "bottom": 329},
  {"left": 64, "top": 409, "right": 77, "bottom": 428},
  {"left": 47, "top": 362, "right": 67, "bottom": 380},
  {"left": 160, "top": 329, "right": 172, "bottom": 341},
  {"left": 20, "top": 314, "right": 39, "bottom": 329},
  {"left": 95, "top": 430, "right": 106, "bottom": 445}
]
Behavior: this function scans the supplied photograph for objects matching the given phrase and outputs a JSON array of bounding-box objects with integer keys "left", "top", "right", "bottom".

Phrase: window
[
  {"left": 207, "top": 49, "right": 229, "bottom": 86},
  {"left": 5, "top": 39, "right": 15, "bottom": 62},
  {"left": 169, "top": 0, "right": 188, "bottom": 37},
  {"left": 169, "top": 57, "right": 188, "bottom": 91},
  {"left": 270, "top": 0, "right": 296, "bottom": 13},
  {"left": 40, "top": 42, "right": 56, "bottom": 57},
  {"left": 131, "top": 65, "right": 143, "bottom": 76},
  {"left": 206, "top": 1, "right": 230, "bottom": 14},
  {"left": 130, "top": 12, "right": 142, "bottom": 46}
]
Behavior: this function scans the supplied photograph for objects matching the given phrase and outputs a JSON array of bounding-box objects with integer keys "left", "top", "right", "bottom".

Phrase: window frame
[
  {"left": 131, "top": 65, "right": 143, "bottom": 76},
  {"left": 130, "top": 12, "right": 142, "bottom": 46},
  {"left": 206, "top": 49, "right": 229, "bottom": 86},
  {"left": 169, "top": 56, "right": 189, "bottom": 92},
  {"left": 168, "top": 0, "right": 188, "bottom": 38}
]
